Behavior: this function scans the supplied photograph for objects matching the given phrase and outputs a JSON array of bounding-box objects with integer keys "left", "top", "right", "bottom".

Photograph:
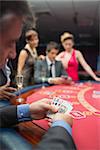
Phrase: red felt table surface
[{"left": 26, "top": 82, "right": 100, "bottom": 150}]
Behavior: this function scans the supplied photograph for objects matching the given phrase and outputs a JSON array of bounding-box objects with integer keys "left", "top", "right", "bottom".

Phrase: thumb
[{"left": 44, "top": 104, "right": 57, "bottom": 113}]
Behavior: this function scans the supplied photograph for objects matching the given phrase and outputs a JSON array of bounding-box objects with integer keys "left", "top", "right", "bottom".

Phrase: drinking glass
[{"left": 16, "top": 75, "right": 24, "bottom": 103}]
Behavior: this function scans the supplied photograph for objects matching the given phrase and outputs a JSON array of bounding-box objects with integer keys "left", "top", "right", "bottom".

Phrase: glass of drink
[{"left": 16, "top": 75, "right": 24, "bottom": 103}]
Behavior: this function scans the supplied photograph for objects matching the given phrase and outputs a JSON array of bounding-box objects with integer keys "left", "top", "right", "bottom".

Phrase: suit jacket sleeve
[
  {"left": 60, "top": 62, "right": 68, "bottom": 76},
  {"left": 34, "top": 60, "right": 43, "bottom": 84},
  {"left": 34, "top": 60, "right": 49, "bottom": 84},
  {"left": 0, "top": 105, "right": 18, "bottom": 127},
  {"left": 34, "top": 126, "right": 76, "bottom": 150}
]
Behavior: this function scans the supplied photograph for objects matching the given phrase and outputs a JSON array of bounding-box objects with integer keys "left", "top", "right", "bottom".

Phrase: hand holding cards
[
  {"left": 47, "top": 97, "right": 86, "bottom": 119},
  {"left": 47, "top": 97, "right": 73, "bottom": 119}
]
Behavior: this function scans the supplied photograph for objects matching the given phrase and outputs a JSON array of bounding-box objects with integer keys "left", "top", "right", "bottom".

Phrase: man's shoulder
[
  {"left": 36, "top": 59, "right": 46, "bottom": 65},
  {"left": 55, "top": 60, "right": 62, "bottom": 65}
]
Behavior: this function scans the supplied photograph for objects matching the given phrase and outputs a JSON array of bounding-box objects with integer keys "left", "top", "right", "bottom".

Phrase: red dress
[
  {"left": 56, "top": 49, "right": 79, "bottom": 81},
  {"left": 66, "top": 50, "right": 79, "bottom": 81}
]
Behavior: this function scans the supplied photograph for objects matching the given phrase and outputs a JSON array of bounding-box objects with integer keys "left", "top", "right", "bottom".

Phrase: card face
[
  {"left": 47, "top": 97, "right": 73, "bottom": 119},
  {"left": 51, "top": 97, "right": 63, "bottom": 108},
  {"left": 47, "top": 97, "right": 63, "bottom": 119},
  {"left": 69, "top": 111, "right": 86, "bottom": 119},
  {"left": 58, "top": 101, "right": 73, "bottom": 114}
]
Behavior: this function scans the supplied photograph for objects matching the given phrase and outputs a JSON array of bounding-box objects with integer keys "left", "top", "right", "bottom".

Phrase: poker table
[{"left": 16, "top": 82, "right": 100, "bottom": 150}]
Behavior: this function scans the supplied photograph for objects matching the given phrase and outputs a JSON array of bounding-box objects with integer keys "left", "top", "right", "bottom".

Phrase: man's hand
[
  {"left": 49, "top": 77, "right": 64, "bottom": 85},
  {"left": 64, "top": 76, "right": 73, "bottom": 84},
  {"left": 48, "top": 113, "right": 73, "bottom": 127},
  {"left": 29, "top": 98, "right": 57, "bottom": 120},
  {"left": 38, "top": 55, "right": 45, "bottom": 60},
  {"left": 0, "top": 86, "right": 16, "bottom": 100},
  {"left": 60, "top": 76, "right": 72, "bottom": 85},
  {"left": 49, "top": 77, "right": 73, "bottom": 85}
]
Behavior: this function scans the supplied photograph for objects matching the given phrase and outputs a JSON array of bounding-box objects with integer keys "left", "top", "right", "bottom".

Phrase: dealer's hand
[
  {"left": 29, "top": 98, "right": 57, "bottom": 120},
  {"left": 0, "top": 86, "right": 16, "bottom": 100}
]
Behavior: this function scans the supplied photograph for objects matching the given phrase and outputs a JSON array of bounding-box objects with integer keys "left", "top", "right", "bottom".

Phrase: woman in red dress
[{"left": 56, "top": 32, "right": 100, "bottom": 82}]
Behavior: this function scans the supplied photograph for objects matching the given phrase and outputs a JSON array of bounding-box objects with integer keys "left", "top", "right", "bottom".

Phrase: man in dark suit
[
  {"left": 0, "top": 67, "right": 7, "bottom": 87},
  {"left": 35, "top": 113, "right": 76, "bottom": 150},
  {"left": 0, "top": 1, "right": 76, "bottom": 150},
  {"left": 0, "top": 103, "right": 76, "bottom": 150},
  {"left": 34, "top": 42, "right": 72, "bottom": 85}
]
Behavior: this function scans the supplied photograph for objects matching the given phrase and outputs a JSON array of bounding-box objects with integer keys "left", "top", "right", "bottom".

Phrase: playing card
[
  {"left": 69, "top": 111, "right": 86, "bottom": 119},
  {"left": 47, "top": 97, "right": 73, "bottom": 119},
  {"left": 47, "top": 111, "right": 56, "bottom": 119},
  {"left": 51, "top": 97, "right": 63, "bottom": 108},
  {"left": 47, "top": 97, "right": 63, "bottom": 119},
  {"left": 58, "top": 100, "right": 73, "bottom": 114}
]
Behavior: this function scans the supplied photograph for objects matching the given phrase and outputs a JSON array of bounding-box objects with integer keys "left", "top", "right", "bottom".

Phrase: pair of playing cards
[
  {"left": 47, "top": 97, "right": 86, "bottom": 119},
  {"left": 47, "top": 97, "right": 73, "bottom": 119}
]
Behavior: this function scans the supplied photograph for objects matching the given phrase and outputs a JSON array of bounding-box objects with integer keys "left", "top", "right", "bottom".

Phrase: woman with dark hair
[{"left": 56, "top": 32, "right": 100, "bottom": 82}]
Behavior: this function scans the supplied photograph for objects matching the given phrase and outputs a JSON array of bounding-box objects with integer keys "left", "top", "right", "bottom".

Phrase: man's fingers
[
  {"left": 2, "top": 91, "right": 16, "bottom": 99},
  {"left": 5, "top": 87, "right": 17, "bottom": 92},
  {"left": 0, "top": 94, "right": 9, "bottom": 100},
  {"left": 44, "top": 104, "right": 57, "bottom": 113},
  {"left": 48, "top": 122, "right": 52, "bottom": 127},
  {"left": 45, "top": 118, "right": 52, "bottom": 122},
  {"left": 40, "top": 98, "right": 52, "bottom": 104}
]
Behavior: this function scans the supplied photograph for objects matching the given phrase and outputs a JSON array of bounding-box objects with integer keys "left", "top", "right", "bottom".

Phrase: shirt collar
[{"left": 46, "top": 56, "right": 55, "bottom": 66}]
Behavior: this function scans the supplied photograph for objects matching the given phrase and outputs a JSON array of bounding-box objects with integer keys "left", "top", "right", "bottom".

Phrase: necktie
[{"left": 49, "top": 63, "right": 53, "bottom": 77}]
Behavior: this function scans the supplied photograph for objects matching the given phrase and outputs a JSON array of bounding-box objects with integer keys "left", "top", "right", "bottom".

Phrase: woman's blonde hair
[{"left": 61, "top": 32, "right": 74, "bottom": 43}]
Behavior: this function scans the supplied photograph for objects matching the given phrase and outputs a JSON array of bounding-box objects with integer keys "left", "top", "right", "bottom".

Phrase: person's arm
[
  {"left": 56, "top": 62, "right": 72, "bottom": 84},
  {"left": 0, "top": 104, "right": 31, "bottom": 128},
  {"left": 0, "top": 105, "right": 18, "bottom": 127},
  {"left": 34, "top": 114, "right": 76, "bottom": 150},
  {"left": 56, "top": 52, "right": 68, "bottom": 69},
  {"left": 18, "top": 104, "right": 76, "bottom": 150},
  {"left": 0, "top": 99, "right": 57, "bottom": 127},
  {"left": 34, "top": 127, "right": 76, "bottom": 150},
  {"left": 34, "top": 61, "right": 51, "bottom": 84},
  {"left": 0, "top": 86, "right": 16, "bottom": 100},
  {"left": 56, "top": 52, "right": 63, "bottom": 61},
  {"left": 77, "top": 51, "right": 100, "bottom": 81},
  {"left": 60, "top": 61, "right": 68, "bottom": 76},
  {"left": 34, "top": 60, "right": 44, "bottom": 84},
  {"left": 38, "top": 55, "right": 45, "bottom": 60},
  {"left": 17, "top": 50, "right": 28, "bottom": 75}
]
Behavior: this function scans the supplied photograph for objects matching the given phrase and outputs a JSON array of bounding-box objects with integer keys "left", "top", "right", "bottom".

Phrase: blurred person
[
  {"left": 17, "top": 29, "right": 45, "bottom": 87},
  {"left": 0, "top": 60, "right": 17, "bottom": 108},
  {"left": 0, "top": 1, "right": 76, "bottom": 150},
  {"left": 0, "top": 59, "right": 11, "bottom": 87},
  {"left": 56, "top": 32, "right": 100, "bottom": 82},
  {"left": 0, "top": 59, "right": 16, "bottom": 101},
  {"left": 34, "top": 41, "right": 72, "bottom": 85}
]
